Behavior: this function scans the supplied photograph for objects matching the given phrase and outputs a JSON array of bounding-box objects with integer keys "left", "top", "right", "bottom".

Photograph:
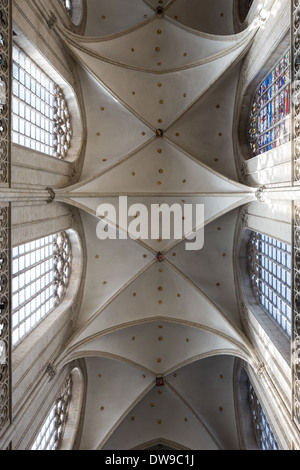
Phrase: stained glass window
[
  {"left": 12, "top": 232, "right": 72, "bottom": 346},
  {"left": 249, "top": 51, "right": 291, "bottom": 156},
  {"left": 248, "top": 232, "right": 292, "bottom": 337},
  {"left": 12, "top": 44, "right": 72, "bottom": 159},
  {"left": 31, "top": 375, "right": 72, "bottom": 450},
  {"left": 249, "top": 382, "right": 280, "bottom": 450}
]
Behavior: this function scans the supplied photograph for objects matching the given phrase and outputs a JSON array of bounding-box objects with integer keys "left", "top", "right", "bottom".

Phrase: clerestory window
[
  {"left": 248, "top": 51, "right": 291, "bottom": 157},
  {"left": 31, "top": 374, "right": 72, "bottom": 450},
  {"left": 248, "top": 232, "right": 292, "bottom": 337},
  {"left": 12, "top": 44, "right": 72, "bottom": 159},
  {"left": 12, "top": 232, "right": 72, "bottom": 346},
  {"left": 249, "top": 382, "right": 280, "bottom": 450}
]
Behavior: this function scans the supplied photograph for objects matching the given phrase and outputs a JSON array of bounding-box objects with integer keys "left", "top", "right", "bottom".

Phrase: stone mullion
[
  {"left": 12, "top": 253, "right": 54, "bottom": 279},
  {"left": 13, "top": 280, "right": 55, "bottom": 315},
  {"left": 12, "top": 266, "right": 53, "bottom": 298},
  {"left": 248, "top": 238, "right": 278, "bottom": 308}
]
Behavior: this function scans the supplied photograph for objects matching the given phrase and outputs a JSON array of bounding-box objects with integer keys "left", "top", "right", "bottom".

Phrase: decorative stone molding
[
  {"left": 46, "top": 11, "right": 57, "bottom": 30},
  {"left": 292, "top": 0, "right": 300, "bottom": 183},
  {"left": 252, "top": 4, "right": 272, "bottom": 30},
  {"left": 53, "top": 374, "right": 72, "bottom": 449},
  {"left": 292, "top": 1, "right": 300, "bottom": 428},
  {"left": 53, "top": 86, "right": 72, "bottom": 160},
  {"left": 155, "top": 6, "right": 165, "bottom": 16},
  {"left": 46, "top": 187, "right": 56, "bottom": 204},
  {"left": 0, "top": 205, "right": 10, "bottom": 433},
  {"left": 0, "top": 0, "right": 11, "bottom": 436},
  {"left": 46, "top": 363, "right": 57, "bottom": 382},
  {"left": 156, "top": 252, "right": 165, "bottom": 263},
  {"left": 255, "top": 186, "right": 267, "bottom": 203},
  {"left": 0, "top": 0, "right": 11, "bottom": 187},
  {"left": 53, "top": 232, "right": 73, "bottom": 306},
  {"left": 240, "top": 211, "right": 249, "bottom": 228},
  {"left": 156, "top": 377, "right": 164, "bottom": 387},
  {"left": 255, "top": 361, "right": 265, "bottom": 377},
  {"left": 293, "top": 202, "right": 300, "bottom": 428}
]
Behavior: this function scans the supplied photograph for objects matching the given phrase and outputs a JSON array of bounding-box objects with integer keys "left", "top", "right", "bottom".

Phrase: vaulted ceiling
[{"left": 55, "top": 0, "right": 262, "bottom": 450}]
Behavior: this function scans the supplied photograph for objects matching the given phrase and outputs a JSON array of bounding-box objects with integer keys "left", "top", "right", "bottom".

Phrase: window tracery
[
  {"left": 0, "top": 0, "right": 11, "bottom": 185},
  {"left": 248, "top": 231, "right": 292, "bottom": 337},
  {"left": 31, "top": 374, "right": 72, "bottom": 450},
  {"left": 0, "top": 0, "right": 12, "bottom": 435},
  {"left": 293, "top": 202, "right": 300, "bottom": 429},
  {"left": 248, "top": 51, "right": 291, "bottom": 157},
  {"left": 12, "top": 44, "right": 72, "bottom": 159},
  {"left": 292, "top": 0, "right": 300, "bottom": 182},
  {"left": 0, "top": 206, "right": 10, "bottom": 432},
  {"left": 248, "top": 382, "right": 279, "bottom": 450},
  {"left": 12, "top": 232, "right": 72, "bottom": 346}
]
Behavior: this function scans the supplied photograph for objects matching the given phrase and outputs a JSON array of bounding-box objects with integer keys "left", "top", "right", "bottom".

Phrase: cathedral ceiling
[{"left": 54, "top": 0, "right": 265, "bottom": 450}]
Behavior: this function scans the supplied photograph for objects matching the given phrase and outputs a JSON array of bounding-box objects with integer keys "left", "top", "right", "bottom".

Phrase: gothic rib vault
[{"left": 49, "top": 0, "right": 269, "bottom": 450}]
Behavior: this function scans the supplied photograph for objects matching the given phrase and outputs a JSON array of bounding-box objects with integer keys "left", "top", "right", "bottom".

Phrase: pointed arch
[
  {"left": 247, "top": 231, "right": 292, "bottom": 337},
  {"left": 31, "top": 365, "right": 85, "bottom": 450},
  {"left": 11, "top": 231, "right": 72, "bottom": 346}
]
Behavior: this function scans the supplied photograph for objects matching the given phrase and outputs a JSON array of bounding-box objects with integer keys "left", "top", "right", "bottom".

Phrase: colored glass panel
[{"left": 249, "top": 51, "right": 291, "bottom": 156}]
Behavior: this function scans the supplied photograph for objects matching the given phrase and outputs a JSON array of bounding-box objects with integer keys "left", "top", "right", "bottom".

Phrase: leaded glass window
[
  {"left": 249, "top": 51, "right": 291, "bottom": 156},
  {"left": 12, "top": 44, "right": 72, "bottom": 159},
  {"left": 249, "top": 382, "right": 280, "bottom": 450},
  {"left": 248, "top": 232, "right": 292, "bottom": 337},
  {"left": 31, "top": 375, "right": 72, "bottom": 450},
  {"left": 12, "top": 232, "right": 72, "bottom": 346}
]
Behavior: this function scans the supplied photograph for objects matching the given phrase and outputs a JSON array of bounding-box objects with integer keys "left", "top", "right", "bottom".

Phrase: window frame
[
  {"left": 31, "top": 375, "right": 73, "bottom": 451},
  {"left": 12, "top": 43, "right": 72, "bottom": 159},
  {"left": 248, "top": 381, "right": 280, "bottom": 450},
  {"left": 11, "top": 232, "right": 72, "bottom": 347},
  {"left": 248, "top": 50, "right": 291, "bottom": 157},
  {"left": 248, "top": 231, "right": 292, "bottom": 338}
]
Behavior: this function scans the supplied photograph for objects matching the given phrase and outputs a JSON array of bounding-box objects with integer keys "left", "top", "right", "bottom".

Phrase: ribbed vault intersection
[{"left": 54, "top": 0, "right": 263, "bottom": 450}]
